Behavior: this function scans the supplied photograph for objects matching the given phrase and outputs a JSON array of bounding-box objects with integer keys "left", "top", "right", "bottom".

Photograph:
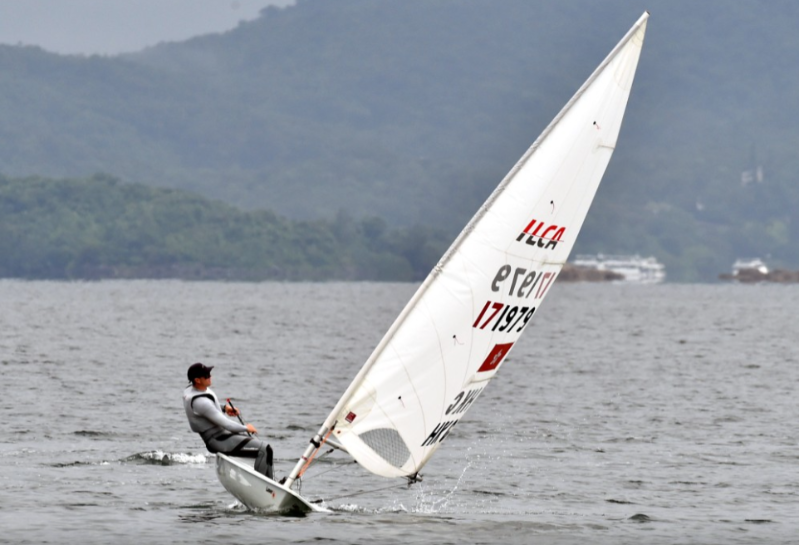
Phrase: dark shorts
[{"left": 205, "top": 432, "right": 269, "bottom": 458}]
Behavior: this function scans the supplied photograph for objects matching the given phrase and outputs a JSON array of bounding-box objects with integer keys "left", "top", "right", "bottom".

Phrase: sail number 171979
[{"left": 472, "top": 301, "right": 536, "bottom": 332}]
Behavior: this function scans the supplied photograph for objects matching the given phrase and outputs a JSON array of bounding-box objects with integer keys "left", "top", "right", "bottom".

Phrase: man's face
[{"left": 195, "top": 375, "right": 212, "bottom": 388}]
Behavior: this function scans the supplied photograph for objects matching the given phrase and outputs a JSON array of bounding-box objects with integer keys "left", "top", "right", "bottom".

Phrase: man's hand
[
  {"left": 246, "top": 423, "right": 258, "bottom": 434},
  {"left": 224, "top": 404, "right": 240, "bottom": 416}
]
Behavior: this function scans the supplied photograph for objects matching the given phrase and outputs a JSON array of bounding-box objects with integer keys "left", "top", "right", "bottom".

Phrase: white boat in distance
[
  {"left": 215, "top": 12, "right": 650, "bottom": 514},
  {"left": 573, "top": 254, "right": 666, "bottom": 284},
  {"left": 732, "top": 258, "right": 768, "bottom": 276}
]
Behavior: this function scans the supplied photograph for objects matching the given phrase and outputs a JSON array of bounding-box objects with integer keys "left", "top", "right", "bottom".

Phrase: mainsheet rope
[
  {"left": 301, "top": 458, "right": 357, "bottom": 481},
  {"left": 311, "top": 483, "right": 409, "bottom": 504}
]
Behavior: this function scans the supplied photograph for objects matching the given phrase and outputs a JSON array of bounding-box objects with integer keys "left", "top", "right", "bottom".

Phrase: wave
[
  {"left": 50, "top": 460, "right": 96, "bottom": 468},
  {"left": 50, "top": 450, "right": 211, "bottom": 467},
  {"left": 124, "top": 450, "right": 212, "bottom": 465},
  {"left": 73, "top": 430, "right": 115, "bottom": 437}
]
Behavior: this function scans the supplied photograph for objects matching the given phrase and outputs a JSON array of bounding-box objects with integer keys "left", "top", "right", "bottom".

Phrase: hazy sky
[{"left": 0, "top": 0, "right": 295, "bottom": 56}]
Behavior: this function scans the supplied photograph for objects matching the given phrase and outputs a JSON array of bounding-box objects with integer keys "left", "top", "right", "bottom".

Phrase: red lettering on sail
[
  {"left": 515, "top": 219, "right": 566, "bottom": 250},
  {"left": 477, "top": 342, "right": 514, "bottom": 373},
  {"left": 535, "top": 271, "right": 557, "bottom": 299}
]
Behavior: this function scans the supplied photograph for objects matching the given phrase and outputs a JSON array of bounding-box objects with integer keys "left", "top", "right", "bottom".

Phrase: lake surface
[{"left": 1, "top": 280, "right": 797, "bottom": 544}]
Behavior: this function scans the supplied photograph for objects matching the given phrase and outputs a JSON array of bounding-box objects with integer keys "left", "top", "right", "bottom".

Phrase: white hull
[{"left": 215, "top": 454, "right": 327, "bottom": 514}]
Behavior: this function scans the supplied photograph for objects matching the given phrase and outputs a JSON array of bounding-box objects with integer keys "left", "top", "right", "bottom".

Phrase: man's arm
[{"left": 192, "top": 397, "right": 249, "bottom": 434}]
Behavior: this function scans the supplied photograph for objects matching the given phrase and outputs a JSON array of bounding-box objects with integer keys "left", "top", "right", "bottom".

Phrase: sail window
[{"left": 358, "top": 428, "right": 412, "bottom": 468}]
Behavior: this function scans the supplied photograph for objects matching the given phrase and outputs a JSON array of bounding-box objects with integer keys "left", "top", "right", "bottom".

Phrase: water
[{"left": 1, "top": 280, "right": 798, "bottom": 544}]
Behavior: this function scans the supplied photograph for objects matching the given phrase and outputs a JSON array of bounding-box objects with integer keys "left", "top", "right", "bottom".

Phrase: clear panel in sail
[{"left": 330, "top": 15, "right": 648, "bottom": 478}]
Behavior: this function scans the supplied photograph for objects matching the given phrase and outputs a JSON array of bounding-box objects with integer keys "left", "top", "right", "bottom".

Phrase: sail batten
[{"left": 288, "top": 13, "right": 649, "bottom": 483}]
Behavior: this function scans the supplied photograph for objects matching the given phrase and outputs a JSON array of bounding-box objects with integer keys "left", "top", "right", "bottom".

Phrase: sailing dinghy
[{"left": 216, "top": 12, "right": 649, "bottom": 514}]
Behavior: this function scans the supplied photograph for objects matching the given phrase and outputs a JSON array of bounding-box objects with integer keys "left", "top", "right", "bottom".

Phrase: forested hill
[
  {"left": 2, "top": 0, "right": 799, "bottom": 280},
  {"left": 0, "top": 175, "right": 446, "bottom": 281}
]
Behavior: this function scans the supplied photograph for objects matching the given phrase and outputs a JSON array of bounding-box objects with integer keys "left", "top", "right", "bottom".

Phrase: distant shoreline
[
  {"left": 719, "top": 269, "right": 799, "bottom": 283},
  {"left": 550, "top": 264, "right": 624, "bottom": 282},
  {"left": 0, "top": 264, "right": 627, "bottom": 283}
]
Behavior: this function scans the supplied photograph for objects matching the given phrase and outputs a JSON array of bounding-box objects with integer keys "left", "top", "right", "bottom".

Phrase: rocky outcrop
[{"left": 558, "top": 264, "right": 624, "bottom": 282}]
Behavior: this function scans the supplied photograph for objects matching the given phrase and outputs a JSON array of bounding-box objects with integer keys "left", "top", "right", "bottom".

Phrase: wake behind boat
[{"left": 216, "top": 12, "right": 649, "bottom": 514}]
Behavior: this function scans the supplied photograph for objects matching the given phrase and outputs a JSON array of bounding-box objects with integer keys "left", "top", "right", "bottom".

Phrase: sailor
[{"left": 183, "top": 362, "right": 273, "bottom": 478}]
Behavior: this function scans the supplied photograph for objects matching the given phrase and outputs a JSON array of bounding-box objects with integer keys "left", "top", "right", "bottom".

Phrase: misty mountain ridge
[{"left": 1, "top": 0, "right": 798, "bottom": 281}]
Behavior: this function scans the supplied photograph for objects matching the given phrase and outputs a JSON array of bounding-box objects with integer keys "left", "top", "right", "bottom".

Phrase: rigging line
[
  {"left": 311, "top": 483, "right": 409, "bottom": 504},
  {"left": 315, "top": 447, "right": 335, "bottom": 461},
  {"left": 298, "top": 426, "right": 335, "bottom": 479},
  {"left": 305, "top": 447, "right": 335, "bottom": 465},
  {"left": 302, "top": 460, "right": 358, "bottom": 481},
  {"left": 293, "top": 448, "right": 335, "bottom": 479}
]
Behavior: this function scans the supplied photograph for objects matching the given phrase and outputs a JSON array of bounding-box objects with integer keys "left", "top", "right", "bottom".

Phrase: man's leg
[
  {"left": 254, "top": 443, "right": 274, "bottom": 479},
  {"left": 208, "top": 433, "right": 274, "bottom": 479}
]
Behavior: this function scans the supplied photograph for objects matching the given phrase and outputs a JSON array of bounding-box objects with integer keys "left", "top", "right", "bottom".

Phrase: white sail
[{"left": 289, "top": 13, "right": 649, "bottom": 483}]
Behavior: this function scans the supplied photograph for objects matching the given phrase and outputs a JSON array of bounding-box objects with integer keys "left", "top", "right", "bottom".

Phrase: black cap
[{"left": 187, "top": 362, "right": 214, "bottom": 382}]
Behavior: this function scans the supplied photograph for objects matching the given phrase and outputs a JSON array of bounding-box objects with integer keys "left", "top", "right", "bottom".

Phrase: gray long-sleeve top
[{"left": 183, "top": 385, "right": 248, "bottom": 436}]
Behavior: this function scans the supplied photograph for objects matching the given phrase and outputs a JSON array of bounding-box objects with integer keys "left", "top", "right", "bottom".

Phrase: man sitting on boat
[{"left": 183, "top": 362, "right": 274, "bottom": 478}]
